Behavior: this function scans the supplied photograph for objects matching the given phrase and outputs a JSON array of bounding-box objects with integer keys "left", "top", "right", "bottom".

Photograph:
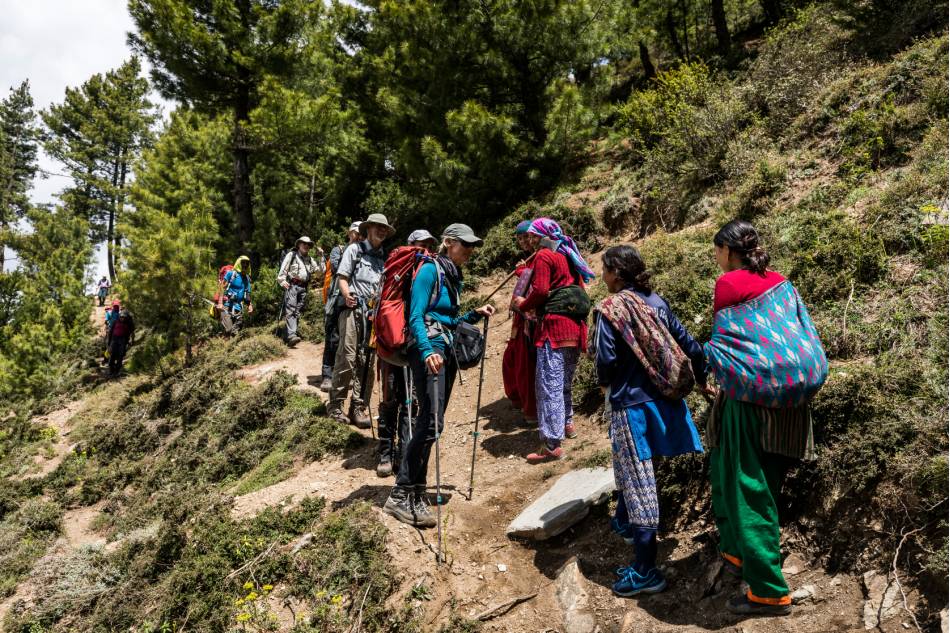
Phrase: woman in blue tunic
[{"left": 594, "top": 245, "right": 709, "bottom": 597}]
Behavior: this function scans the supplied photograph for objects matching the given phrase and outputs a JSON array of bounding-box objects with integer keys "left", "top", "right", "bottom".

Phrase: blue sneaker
[
  {"left": 612, "top": 566, "right": 668, "bottom": 597},
  {"left": 610, "top": 518, "right": 636, "bottom": 545}
]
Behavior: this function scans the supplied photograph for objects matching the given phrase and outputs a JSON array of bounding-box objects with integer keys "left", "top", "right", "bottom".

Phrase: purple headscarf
[{"left": 527, "top": 217, "right": 595, "bottom": 282}]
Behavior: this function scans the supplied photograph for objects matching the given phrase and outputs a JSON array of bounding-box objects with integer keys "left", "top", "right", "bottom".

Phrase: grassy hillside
[{"left": 0, "top": 3, "right": 946, "bottom": 632}]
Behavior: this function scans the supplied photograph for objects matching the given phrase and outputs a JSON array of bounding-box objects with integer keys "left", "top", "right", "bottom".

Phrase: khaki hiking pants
[{"left": 328, "top": 308, "right": 375, "bottom": 414}]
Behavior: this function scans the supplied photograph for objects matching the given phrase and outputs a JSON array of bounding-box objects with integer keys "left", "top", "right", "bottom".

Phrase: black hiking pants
[
  {"left": 395, "top": 346, "right": 457, "bottom": 489},
  {"left": 378, "top": 360, "right": 413, "bottom": 463},
  {"left": 109, "top": 335, "right": 129, "bottom": 376}
]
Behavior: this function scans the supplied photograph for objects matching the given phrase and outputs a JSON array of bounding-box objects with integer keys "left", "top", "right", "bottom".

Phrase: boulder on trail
[{"left": 506, "top": 468, "right": 615, "bottom": 540}]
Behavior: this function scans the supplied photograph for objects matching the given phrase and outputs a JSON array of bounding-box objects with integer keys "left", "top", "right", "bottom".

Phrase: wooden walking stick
[{"left": 483, "top": 252, "right": 537, "bottom": 303}]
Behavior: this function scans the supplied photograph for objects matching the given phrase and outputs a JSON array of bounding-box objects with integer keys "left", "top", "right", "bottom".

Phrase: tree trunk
[
  {"left": 639, "top": 41, "right": 656, "bottom": 80},
  {"left": 666, "top": 8, "right": 685, "bottom": 59},
  {"left": 760, "top": 0, "right": 782, "bottom": 24},
  {"left": 107, "top": 155, "right": 120, "bottom": 283},
  {"left": 680, "top": 0, "right": 690, "bottom": 61},
  {"left": 712, "top": 0, "right": 731, "bottom": 56},
  {"left": 233, "top": 97, "right": 254, "bottom": 255}
]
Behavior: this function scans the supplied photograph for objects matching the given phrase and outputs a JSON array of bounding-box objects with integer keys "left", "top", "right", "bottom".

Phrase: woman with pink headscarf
[{"left": 512, "top": 218, "right": 595, "bottom": 462}]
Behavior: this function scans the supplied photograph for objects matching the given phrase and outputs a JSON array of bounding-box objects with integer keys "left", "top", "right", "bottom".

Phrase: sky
[{"left": 0, "top": 0, "right": 171, "bottom": 278}]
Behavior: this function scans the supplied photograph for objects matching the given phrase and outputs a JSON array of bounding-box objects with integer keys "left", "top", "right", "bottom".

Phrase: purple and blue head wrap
[{"left": 527, "top": 217, "right": 595, "bottom": 282}]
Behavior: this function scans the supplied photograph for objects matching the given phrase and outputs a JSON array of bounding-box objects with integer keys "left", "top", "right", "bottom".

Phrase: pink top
[{"left": 713, "top": 269, "right": 786, "bottom": 313}]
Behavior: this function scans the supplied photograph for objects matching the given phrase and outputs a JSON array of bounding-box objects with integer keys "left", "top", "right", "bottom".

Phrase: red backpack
[
  {"left": 374, "top": 246, "right": 440, "bottom": 366},
  {"left": 212, "top": 264, "right": 234, "bottom": 303}
]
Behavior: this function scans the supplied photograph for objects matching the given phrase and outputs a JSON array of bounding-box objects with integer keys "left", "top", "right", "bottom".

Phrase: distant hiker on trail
[
  {"left": 217, "top": 256, "right": 254, "bottom": 336},
  {"left": 278, "top": 236, "right": 325, "bottom": 346},
  {"left": 704, "top": 220, "right": 827, "bottom": 617},
  {"left": 108, "top": 308, "right": 135, "bottom": 377},
  {"left": 104, "top": 299, "right": 121, "bottom": 355},
  {"left": 383, "top": 224, "right": 495, "bottom": 528},
  {"left": 321, "top": 222, "right": 362, "bottom": 391},
  {"left": 593, "top": 245, "right": 708, "bottom": 598},
  {"left": 512, "top": 217, "right": 595, "bottom": 463},
  {"left": 97, "top": 276, "right": 111, "bottom": 306},
  {"left": 375, "top": 229, "right": 439, "bottom": 478},
  {"left": 502, "top": 219, "right": 538, "bottom": 427},
  {"left": 328, "top": 214, "right": 394, "bottom": 428}
]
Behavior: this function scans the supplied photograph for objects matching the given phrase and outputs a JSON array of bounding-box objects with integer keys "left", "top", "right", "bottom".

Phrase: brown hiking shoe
[
  {"left": 328, "top": 409, "right": 348, "bottom": 425},
  {"left": 350, "top": 405, "right": 372, "bottom": 429}
]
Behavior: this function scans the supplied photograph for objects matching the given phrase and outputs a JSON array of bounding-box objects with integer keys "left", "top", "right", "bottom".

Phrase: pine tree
[
  {"left": 42, "top": 58, "right": 158, "bottom": 282},
  {"left": 0, "top": 206, "right": 91, "bottom": 401},
  {"left": 0, "top": 80, "right": 40, "bottom": 272},
  {"left": 122, "top": 111, "right": 224, "bottom": 364},
  {"left": 128, "top": 0, "right": 318, "bottom": 254}
]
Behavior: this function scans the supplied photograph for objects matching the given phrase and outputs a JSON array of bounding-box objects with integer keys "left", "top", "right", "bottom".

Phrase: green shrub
[
  {"left": 637, "top": 227, "right": 719, "bottom": 340},
  {"left": 765, "top": 203, "right": 887, "bottom": 304},
  {"left": 231, "top": 333, "right": 286, "bottom": 367},
  {"left": 721, "top": 154, "right": 787, "bottom": 219},
  {"left": 747, "top": 6, "right": 851, "bottom": 132}
]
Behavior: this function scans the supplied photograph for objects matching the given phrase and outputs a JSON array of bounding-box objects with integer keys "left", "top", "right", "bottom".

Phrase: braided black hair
[
  {"left": 713, "top": 220, "right": 770, "bottom": 275},
  {"left": 602, "top": 244, "right": 652, "bottom": 293}
]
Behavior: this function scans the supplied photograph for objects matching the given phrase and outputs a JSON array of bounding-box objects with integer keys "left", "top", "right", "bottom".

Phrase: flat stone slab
[{"left": 506, "top": 467, "right": 615, "bottom": 540}]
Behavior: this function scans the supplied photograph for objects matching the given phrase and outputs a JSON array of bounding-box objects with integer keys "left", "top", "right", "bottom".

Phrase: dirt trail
[
  {"left": 234, "top": 275, "right": 878, "bottom": 633},
  {"left": 13, "top": 400, "right": 83, "bottom": 480}
]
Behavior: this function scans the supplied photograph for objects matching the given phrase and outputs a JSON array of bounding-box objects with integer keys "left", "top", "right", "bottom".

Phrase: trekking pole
[
  {"left": 467, "top": 316, "right": 490, "bottom": 500},
  {"left": 431, "top": 372, "right": 444, "bottom": 565}
]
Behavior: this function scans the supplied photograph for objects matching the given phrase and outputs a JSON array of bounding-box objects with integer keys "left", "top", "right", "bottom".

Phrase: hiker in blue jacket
[
  {"left": 217, "top": 256, "right": 253, "bottom": 336},
  {"left": 383, "top": 224, "right": 495, "bottom": 528},
  {"left": 594, "top": 244, "right": 708, "bottom": 598}
]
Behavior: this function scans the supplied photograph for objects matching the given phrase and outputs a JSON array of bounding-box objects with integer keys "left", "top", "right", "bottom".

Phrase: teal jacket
[{"left": 408, "top": 261, "right": 480, "bottom": 360}]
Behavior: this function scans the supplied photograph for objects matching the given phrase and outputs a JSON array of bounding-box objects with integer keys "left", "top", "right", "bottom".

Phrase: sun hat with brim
[
  {"left": 348, "top": 221, "right": 362, "bottom": 234},
  {"left": 359, "top": 213, "right": 396, "bottom": 236},
  {"left": 407, "top": 229, "right": 437, "bottom": 245},
  {"left": 296, "top": 236, "right": 314, "bottom": 246},
  {"left": 442, "top": 223, "right": 483, "bottom": 247}
]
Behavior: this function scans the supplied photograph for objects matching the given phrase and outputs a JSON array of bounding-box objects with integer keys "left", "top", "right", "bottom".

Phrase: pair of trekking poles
[{"left": 428, "top": 316, "right": 492, "bottom": 564}]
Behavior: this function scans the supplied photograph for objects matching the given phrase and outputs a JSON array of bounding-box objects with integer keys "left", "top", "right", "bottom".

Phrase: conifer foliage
[{"left": 0, "top": 81, "right": 40, "bottom": 272}]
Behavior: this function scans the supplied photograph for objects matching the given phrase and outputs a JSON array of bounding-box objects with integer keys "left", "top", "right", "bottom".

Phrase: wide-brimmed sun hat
[
  {"left": 296, "top": 236, "right": 314, "bottom": 246},
  {"left": 359, "top": 213, "right": 396, "bottom": 236},
  {"left": 348, "top": 221, "right": 362, "bottom": 234}
]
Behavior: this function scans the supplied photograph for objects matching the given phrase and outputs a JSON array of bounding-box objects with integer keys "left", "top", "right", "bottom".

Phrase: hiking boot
[
  {"left": 725, "top": 593, "right": 791, "bottom": 617},
  {"left": 376, "top": 454, "right": 393, "bottom": 478},
  {"left": 319, "top": 376, "right": 332, "bottom": 392},
  {"left": 287, "top": 334, "right": 302, "bottom": 346},
  {"left": 383, "top": 486, "right": 417, "bottom": 526},
  {"left": 350, "top": 405, "right": 372, "bottom": 429},
  {"left": 564, "top": 422, "right": 578, "bottom": 439},
  {"left": 328, "top": 409, "right": 349, "bottom": 425},
  {"left": 412, "top": 487, "right": 437, "bottom": 529},
  {"left": 612, "top": 566, "right": 668, "bottom": 597},
  {"left": 526, "top": 445, "right": 564, "bottom": 463}
]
